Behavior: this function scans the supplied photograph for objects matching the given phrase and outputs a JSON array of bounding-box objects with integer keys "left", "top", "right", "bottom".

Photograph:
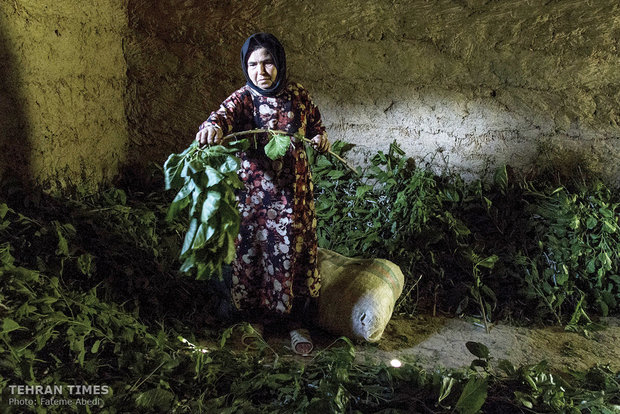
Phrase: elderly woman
[{"left": 195, "top": 33, "right": 330, "bottom": 355}]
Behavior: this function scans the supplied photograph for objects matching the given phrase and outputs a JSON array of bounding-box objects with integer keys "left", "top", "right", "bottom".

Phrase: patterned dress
[{"left": 201, "top": 82, "right": 324, "bottom": 315}]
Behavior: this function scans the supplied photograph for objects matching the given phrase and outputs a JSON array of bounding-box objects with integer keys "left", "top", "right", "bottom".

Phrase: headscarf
[{"left": 240, "top": 33, "right": 287, "bottom": 97}]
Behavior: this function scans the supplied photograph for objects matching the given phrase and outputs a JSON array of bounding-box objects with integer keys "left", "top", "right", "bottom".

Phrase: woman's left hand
[{"left": 310, "top": 134, "right": 330, "bottom": 153}]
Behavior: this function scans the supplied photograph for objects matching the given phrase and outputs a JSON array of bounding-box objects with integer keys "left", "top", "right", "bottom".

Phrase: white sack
[{"left": 316, "top": 248, "right": 405, "bottom": 342}]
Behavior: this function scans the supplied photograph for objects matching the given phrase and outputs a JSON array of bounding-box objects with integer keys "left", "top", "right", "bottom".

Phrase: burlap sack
[{"left": 316, "top": 248, "right": 404, "bottom": 342}]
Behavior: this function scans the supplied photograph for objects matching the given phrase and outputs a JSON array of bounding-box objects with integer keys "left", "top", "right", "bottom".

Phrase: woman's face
[{"left": 247, "top": 47, "right": 277, "bottom": 89}]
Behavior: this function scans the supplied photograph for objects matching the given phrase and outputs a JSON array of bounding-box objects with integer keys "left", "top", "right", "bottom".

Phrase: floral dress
[{"left": 201, "top": 82, "right": 324, "bottom": 315}]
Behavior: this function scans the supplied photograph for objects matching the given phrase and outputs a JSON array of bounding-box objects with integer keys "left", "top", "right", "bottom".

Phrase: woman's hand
[
  {"left": 310, "top": 134, "right": 330, "bottom": 153},
  {"left": 195, "top": 125, "right": 223, "bottom": 146}
]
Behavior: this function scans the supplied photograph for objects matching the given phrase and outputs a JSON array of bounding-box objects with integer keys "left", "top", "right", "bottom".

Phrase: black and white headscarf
[{"left": 240, "top": 32, "right": 287, "bottom": 97}]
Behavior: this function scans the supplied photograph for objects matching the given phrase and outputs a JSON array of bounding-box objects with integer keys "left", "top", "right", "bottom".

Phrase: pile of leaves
[
  {"left": 311, "top": 141, "right": 619, "bottom": 327},
  {"left": 0, "top": 140, "right": 618, "bottom": 412},
  {"left": 0, "top": 190, "right": 618, "bottom": 413}
]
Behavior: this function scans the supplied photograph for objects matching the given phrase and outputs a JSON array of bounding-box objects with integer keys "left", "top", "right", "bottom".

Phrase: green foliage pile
[
  {"left": 0, "top": 183, "right": 196, "bottom": 412},
  {"left": 311, "top": 142, "right": 619, "bottom": 326},
  {"left": 183, "top": 332, "right": 620, "bottom": 413},
  {"left": 0, "top": 141, "right": 618, "bottom": 412},
  {"left": 522, "top": 183, "right": 619, "bottom": 326}
]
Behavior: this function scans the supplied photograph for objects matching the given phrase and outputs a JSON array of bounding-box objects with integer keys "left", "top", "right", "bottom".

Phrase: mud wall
[
  {"left": 0, "top": 0, "right": 128, "bottom": 189},
  {"left": 127, "top": 0, "right": 619, "bottom": 185},
  {"left": 2, "top": 1, "right": 617, "bottom": 189},
  {"left": 124, "top": 1, "right": 255, "bottom": 166},
  {"left": 302, "top": 0, "right": 620, "bottom": 182}
]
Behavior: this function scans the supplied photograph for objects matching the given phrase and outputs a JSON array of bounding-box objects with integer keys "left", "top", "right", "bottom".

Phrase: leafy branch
[
  {"left": 164, "top": 139, "right": 248, "bottom": 280},
  {"left": 218, "top": 128, "right": 359, "bottom": 174},
  {"left": 163, "top": 129, "right": 357, "bottom": 280}
]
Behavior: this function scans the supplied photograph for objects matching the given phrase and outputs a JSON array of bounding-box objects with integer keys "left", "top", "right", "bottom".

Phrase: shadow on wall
[
  {"left": 0, "top": 17, "right": 31, "bottom": 187},
  {"left": 124, "top": 0, "right": 260, "bottom": 167}
]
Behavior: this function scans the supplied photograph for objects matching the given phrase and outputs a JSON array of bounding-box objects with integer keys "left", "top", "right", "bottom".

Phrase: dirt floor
[
  {"left": 248, "top": 315, "right": 620, "bottom": 372},
  {"left": 366, "top": 315, "right": 620, "bottom": 371}
]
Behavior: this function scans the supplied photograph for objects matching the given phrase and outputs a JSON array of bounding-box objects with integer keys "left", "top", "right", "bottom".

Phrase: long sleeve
[
  {"left": 298, "top": 84, "right": 326, "bottom": 139},
  {"left": 199, "top": 86, "right": 254, "bottom": 134}
]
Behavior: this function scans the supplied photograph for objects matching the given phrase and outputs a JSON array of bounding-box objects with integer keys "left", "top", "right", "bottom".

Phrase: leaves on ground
[{"left": 0, "top": 140, "right": 618, "bottom": 412}]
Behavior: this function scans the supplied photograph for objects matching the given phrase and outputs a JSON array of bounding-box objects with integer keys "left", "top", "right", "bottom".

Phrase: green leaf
[
  {"left": 196, "top": 261, "right": 215, "bottom": 280},
  {"left": 225, "top": 173, "right": 244, "bottom": 190},
  {"left": 264, "top": 133, "right": 290, "bottom": 160},
  {"left": 0, "top": 203, "right": 8, "bottom": 219},
  {"left": 586, "top": 216, "right": 598, "bottom": 229},
  {"left": 219, "top": 201, "right": 240, "bottom": 232},
  {"left": 483, "top": 196, "right": 492, "bottom": 210},
  {"left": 181, "top": 218, "right": 199, "bottom": 257},
  {"left": 481, "top": 285, "right": 497, "bottom": 303},
  {"left": 180, "top": 256, "right": 196, "bottom": 273},
  {"left": 0, "top": 243, "right": 14, "bottom": 266},
  {"left": 203, "top": 224, "right": 216, "bottom": 243},
  {"left": 204, "top": 166, "right": 225, "bottom": 187},
  {"left": 77, "top": 253, "right": 95, "bottom": 276},
  {"left": 470, "top": 359, "right": 489, "bottom": 370},
  {"left": 189, "top": 184, "right": 204, "bottom": 216},
  {"left": 201, "top": 191, "right": 222, "bottom": 223},
  {"left": 328, "top": 170, "right": 346, "bottom": 180},
  {"left": 55, "top": 223, "right": 70, "bottom": 256},
  {"left": 599, "top": 207, "right": 613, "bottom": 218},
  {"left": 135, "top": 388, "right": 174, "bottom": 410},
  {"left": 219, "top": 155, "right": 240, "bottom": 174},
  {"left": 602, "top": 219, "right": 616, "bottom": 233},
  {"left": 554, "top": 273, "right": 568, "bottom": 288},
  {"left": 497, "top": 359, "right": 516, "bottom": 375},
  {"left": 188, "top": 159, "right": 205, "bottom": 174},
  {"left": 438, "top": 376, "right": 456, "bottom": 403},
  {"left": 163, "top": 153, "right": 185, "bottom": 190},
  {"left": 477, "top": 255, "right": 498, "bottom": 269},
  {"left": 455, "top": 377, "right": 487, "bottom": 414},
  {"left": 465, "top": 341, "right": 489, "bottom": 359},
  {"left": 599, "top": 251, "right": 612, "bottom": 269},
  {"left": 443, "top": 189, "right": 460, "bottom": 202},
  {"left": 193, "top": 224, "right": 208, "bottom": 250},
  {"left": 220, "top": 326, "right": 234, "bottom": 347},
  {"left": 2, "top": 318, "right": 22, "bottom": 334},
  {"left": 91, "top": 339, "right": 101, "bottom": 353},
  {"left": 167, "top": 181, "right": 194, "bottom": 220},
  {"left": 355, "top": 185, "right": 373, "bottom": 198},
  {"left": 514, "top": 391, "right": 533, "bottom": 409},
  {"left": 493, "top": 165, "right": 508, "bottom": 192},
  {"left": 224, "top": 232, "right": 237, "bottom": 263}
]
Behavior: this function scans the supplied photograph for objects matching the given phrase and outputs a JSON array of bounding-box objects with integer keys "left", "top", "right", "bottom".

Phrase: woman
[{"left": 195, "top": 33, "right": 330, "bottom": 355}]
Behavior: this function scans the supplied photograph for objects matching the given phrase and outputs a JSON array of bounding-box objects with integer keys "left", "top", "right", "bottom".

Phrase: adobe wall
[
  {"left": 127, "top": 0, "right": 619, "bottom": 184},
  {"left": 1, "top": 0, "right": 617, "bottom": 189},
  {"left": 0, "top": 0, "right": 128, "bottom": 189}
]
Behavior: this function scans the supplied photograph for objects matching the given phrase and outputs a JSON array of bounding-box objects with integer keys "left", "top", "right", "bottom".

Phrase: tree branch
[{"left": 219, "top": 128, "right": 359, "bottom": 175}]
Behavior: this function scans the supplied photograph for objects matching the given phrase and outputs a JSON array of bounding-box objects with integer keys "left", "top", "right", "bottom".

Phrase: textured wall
[
  {"left": 127, "top": 0, "right": 619, "bottom": 184},
  {"left": 0, "top": 0, "right": 128, "bottom": 189},
  {"left": 298, "top": 0, "right": 620, "bottom": 182},
  {"left": 7, "top": 0, "right": 615, "bottom": 188},
  {"left": 125, "top": 1, "right": 254, "bottom": 165}
]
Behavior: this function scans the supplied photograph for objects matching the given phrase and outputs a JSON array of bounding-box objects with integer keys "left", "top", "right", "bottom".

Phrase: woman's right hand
[{"left": 195, "top": 125, "right": 223, "bottom": 146}]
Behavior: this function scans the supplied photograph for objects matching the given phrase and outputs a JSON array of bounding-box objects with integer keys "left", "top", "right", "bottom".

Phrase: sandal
[
  {"left": 290, "top": 328, "right": 313, "bottom": 356},
  {"left": 241, "top": 323, "right": 264, "bottom": 349}
]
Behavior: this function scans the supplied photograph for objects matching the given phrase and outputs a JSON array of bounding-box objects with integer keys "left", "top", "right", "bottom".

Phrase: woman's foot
[{"left": 290, "top": 328, "right": 313, "bottom": 356}]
